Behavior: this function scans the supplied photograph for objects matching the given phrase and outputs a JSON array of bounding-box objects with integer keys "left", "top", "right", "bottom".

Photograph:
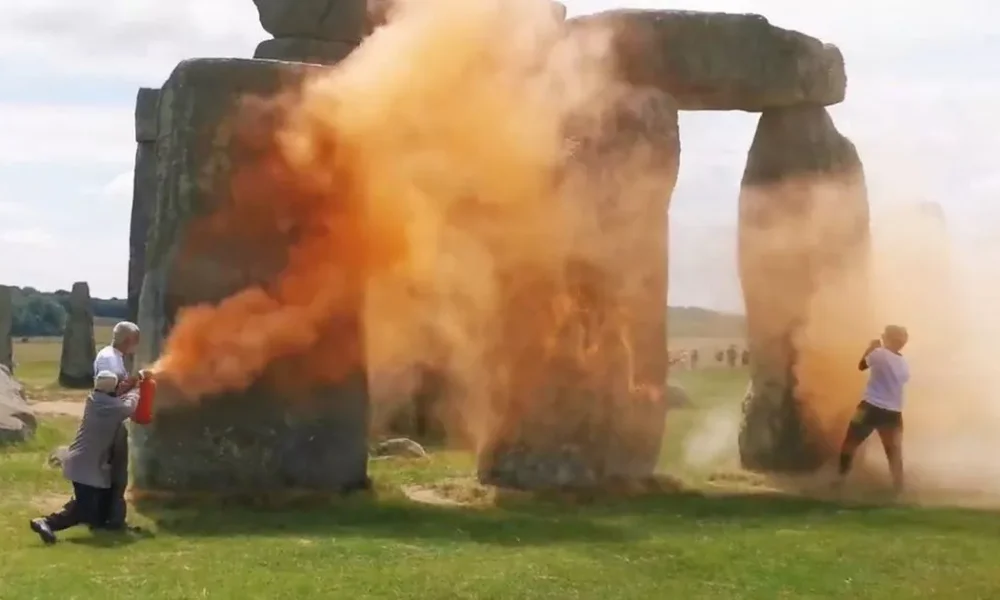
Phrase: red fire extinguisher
[{"left": 133, "top": 374, "right": 157, "bottom": 425}]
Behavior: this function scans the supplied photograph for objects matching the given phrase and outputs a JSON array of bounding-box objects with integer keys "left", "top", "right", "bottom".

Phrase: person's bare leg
[
  {"left": 834, "top": 426, "right": 871, "bottom": 490},
  {"left": 877, "top": 425, "right": 904, "bottom": 495}
]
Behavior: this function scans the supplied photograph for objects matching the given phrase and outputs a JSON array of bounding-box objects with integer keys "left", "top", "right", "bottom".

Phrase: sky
[{"left": 0, "top": 0, "right": 996, "bottom": 312}]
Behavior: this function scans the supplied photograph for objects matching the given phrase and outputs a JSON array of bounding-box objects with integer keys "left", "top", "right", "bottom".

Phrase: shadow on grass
[
  {"left": 135, "top": 483, "right": 1000, "bottom": 547},
  {"left": 66, "top": 528, "right": 156, "bottom": 549},
  {"left": 140, "top": 495, "right": 639, "bottom": 546}
]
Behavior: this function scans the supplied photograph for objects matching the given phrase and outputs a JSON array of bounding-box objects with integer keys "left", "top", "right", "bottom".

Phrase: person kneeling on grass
[
  {"left": 29, "top": 370, "right": 139, "bottom": 545},
  {"left": 835, "top": 325, "right": 911, "bottom": 494}
]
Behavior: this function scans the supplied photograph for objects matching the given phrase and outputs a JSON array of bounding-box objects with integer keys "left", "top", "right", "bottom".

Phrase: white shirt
[
  {"left": 94, "top": 345, "right": 128, "bottom": 380},
  {"left": 863, "top": 347, "right": 910, "bottom": 412}
]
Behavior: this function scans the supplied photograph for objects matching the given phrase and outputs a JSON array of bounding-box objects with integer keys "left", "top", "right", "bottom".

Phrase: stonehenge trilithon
[
  {"left": 133, "top": 57, "right": 369, "bottom": 493},
  {"left": 59, "top": 282, "right": 97, "bottom": 388},
  {"left": 252, "top": 0, "right": 367, "bottom": 63},
  {"left": 128, "top": 87, "right": 161, "bottom": 326},
  {"left": 738, "top": 105, "right": 870, "bottom": 471},
  {"left": 567, "top": 10, "right": 864, "bottom": 476},
  {"left": 127, "top": 4, "right": 868, "bottom": 495},
  {"left": 0, "top": 286, "right": 11, "bottom": 372}
]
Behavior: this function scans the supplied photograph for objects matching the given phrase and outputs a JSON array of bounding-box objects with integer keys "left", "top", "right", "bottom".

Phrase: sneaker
[{"left": 29, "top": 519, "right": 57, "bottom": 545}]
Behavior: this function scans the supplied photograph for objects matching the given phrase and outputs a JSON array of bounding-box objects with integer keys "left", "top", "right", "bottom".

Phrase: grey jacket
[{"left": 62, "top": 390, "right": 137, "bottom": 489}]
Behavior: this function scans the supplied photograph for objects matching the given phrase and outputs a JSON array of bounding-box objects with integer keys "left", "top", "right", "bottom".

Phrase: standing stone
[
  {"left": 477, "top": 88, "right": 678, "bottom": 489},
  {"left": 128, "top": 88, "right": 161, "bottom": 325},
  {"left": 550, "top": 2, "right": 567, "bottom": 21},
  {"left": 252, "top": 0, "right": 367, "bottom": 64},
  {"left": 59, "top": 282, "right": 96, "bottom": 389},
  {"left": 134, "top": 58, "right": 369, "bottom": 494},
  {"left": 737, "top": 105, "right": 871, "bottom": 473},
  {"left": 0, "top": 286, "right": 12, "bottom": 372}
]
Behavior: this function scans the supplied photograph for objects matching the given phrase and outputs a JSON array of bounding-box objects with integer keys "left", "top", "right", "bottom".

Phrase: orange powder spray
[{"left": 150, "top": 0, "right": 623, "bottom": 426}]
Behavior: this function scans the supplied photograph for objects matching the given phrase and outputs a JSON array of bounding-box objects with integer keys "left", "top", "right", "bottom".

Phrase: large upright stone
[
  {"left": 128, "top": 88, "right": 161, "bottom": 325},
  {"left": 58, "top": 282, "right": 96, "bottom": 388},
  {"left": 738, "top": 105, "right": 871, "bottom": 472},
  {"left": 252, "top": 0, "right": 366, "bottom": 63},
  {"left": 135, "top": 58, "right": 369, "bottom": 494},
  {"left": 568, "top": 10, "right": 846, "bottom": 111},
  {"left": 477, "top": 89, "right": 678, "bottom": 489},
  {"left": 0, "top": 286, "right": 11, "bottom": 372}
]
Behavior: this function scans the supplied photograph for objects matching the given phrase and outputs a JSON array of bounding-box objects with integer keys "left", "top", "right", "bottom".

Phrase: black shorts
[{"left": 845, "top": 401, "right": 902, "bottom": 442}]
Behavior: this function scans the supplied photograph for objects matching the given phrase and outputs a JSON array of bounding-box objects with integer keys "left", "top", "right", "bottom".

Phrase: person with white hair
[
  {"left": 93, "top": 320, "right": 146, "bottom": 532},
  {"left": 29, "top": 371, "right": 139, "bottom": 545}
]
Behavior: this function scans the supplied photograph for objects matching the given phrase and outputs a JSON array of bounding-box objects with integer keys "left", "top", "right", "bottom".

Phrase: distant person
[
  {"left": 834, "top": 325, "right": 910, "bottom": 494},
  {"left": 741, "top": 348, "right": 750, "bottom": 366},
  {"left": 93, "top": 321, "right": 143, "bottom": 532},
  {"left": 715, "top": 350, "right": 724, "bottom": 364},
  {"left": 29, "top": 371, "right": 139, "bottom": 545},
  {"left": 689, "top": 348, "right": 699, "bottom": 370},
  {"left": 726, "top": 344, "right": 737, "bottom": 368}
]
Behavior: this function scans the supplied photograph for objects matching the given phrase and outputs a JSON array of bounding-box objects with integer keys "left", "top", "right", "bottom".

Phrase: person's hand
[
  {"left": 868, "top": 338, "right": 882, "bottom": 350},
  {"left": 138, "top": 369, "right": 152, "bottom": 381}
]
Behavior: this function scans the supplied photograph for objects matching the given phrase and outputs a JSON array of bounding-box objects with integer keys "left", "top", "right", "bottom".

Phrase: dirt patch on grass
[
  {"left": 29, "top": 492, "right": 68, "bottom": 514},
  {"left": 30, "top": 401, "right": 83, "bottom": 418}
]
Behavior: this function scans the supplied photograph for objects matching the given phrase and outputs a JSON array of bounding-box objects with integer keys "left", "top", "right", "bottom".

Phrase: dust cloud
[
  {"left": 780, "top": 193, "right": 1000, "bottom": 501},
  {"left": 856, "top": 204, "right": 1000, "bottom": 501},
  {"left": 151, "top": 0, "right": 675, "bottom": 452},
  {"left": 677, "top": 170, "right": 1000, "bottom": 504}
]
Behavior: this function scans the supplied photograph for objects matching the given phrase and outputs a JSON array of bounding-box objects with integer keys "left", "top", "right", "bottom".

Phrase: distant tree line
[
  {"left": 8, "top": 286, "right": 127, "bottom": 337},
  {"left": 5, "top": 287, "right": 744, "bottom": 339}
]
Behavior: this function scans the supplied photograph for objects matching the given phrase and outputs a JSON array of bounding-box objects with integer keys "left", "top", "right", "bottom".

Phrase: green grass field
[{"left": 4, "top": 334, "right": 1000, "bottom": 598}]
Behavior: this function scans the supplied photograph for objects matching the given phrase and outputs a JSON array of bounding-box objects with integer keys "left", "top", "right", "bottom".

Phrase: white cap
[{"left": 94, "top": 370, "right": 119, "bottom": 393}]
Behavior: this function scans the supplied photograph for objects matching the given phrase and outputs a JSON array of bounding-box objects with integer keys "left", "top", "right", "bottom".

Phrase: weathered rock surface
[
  {"left": 134, "top": 87, "right": 160, "bottom": 143},
  {"left": 665, "top": 383, "right": 691, "bottom": 408},
  {"left": 253, "top": 0, "right": 368, "bottom": 42},
  {"left": 58, "top": 282, "right": 96, "bottom": 388},
  {"left": 372, "top": 437, "right": 428, "bottom": 459},
  {"left": 1, "top": 365, "right": 35, "bottom": 445},
  {"left": 0, "top": 413, "right": 29, "bottom": 445},
  {"left": 0, "top": 285, "right": 12, "bottom": 372},
  {"left": 568, "top": 10, "right": 846, "bottom": 111},
  {"left": 128, "top": 88, "right": 160, "bottom": 324},
  {"left": 254, "top": 38, "right": 356, "bottom": 64},
  {"left": 551, "top": 2, "right": 567, "bottom": 21},
  {"left": 738, "top": 105, "right": 870, "bottom": 473},
  {"left": 135, "top": 58, "right": 369, "bottom": 493},
  {"left": 478, "top": 89, "right": 678, "bottom": 489}
]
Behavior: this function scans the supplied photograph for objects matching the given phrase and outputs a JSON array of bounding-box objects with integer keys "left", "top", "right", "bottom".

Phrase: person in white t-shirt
[
  {"left": 835, "top": 325, "right": 910, "bottom": 493},
  {"left": 92, "top": 321, "right": 144, "bottom": 532}
]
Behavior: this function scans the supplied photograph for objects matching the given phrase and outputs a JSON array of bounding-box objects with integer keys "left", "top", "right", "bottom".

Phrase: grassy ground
[{"left": 4, "top": 336, "right": 1000, "bottom": 598}]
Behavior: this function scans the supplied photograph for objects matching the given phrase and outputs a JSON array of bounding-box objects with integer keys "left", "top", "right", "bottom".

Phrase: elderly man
[
  {"left": 30, "top": 371, "right": 138, "bottom": 544},
  {"left": 93, "top": 321, "right": 142, "bottom": 532}
]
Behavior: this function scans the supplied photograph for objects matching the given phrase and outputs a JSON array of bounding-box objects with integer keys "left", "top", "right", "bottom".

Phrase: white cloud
[
  {"left": 0, "top": 228, "right": 57, "bottom": 248},
  {"left": 99, "top": 170, "right": 134, "bottom": 203},
  {"left": 0, "top": 103, "right": 133, "bottom": 166},
  {"left": 0, "top": 0, "right": 264, "bottom": 85},
  {"left": 0, "top": 201, "right": 27, "bottom": 216}
]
